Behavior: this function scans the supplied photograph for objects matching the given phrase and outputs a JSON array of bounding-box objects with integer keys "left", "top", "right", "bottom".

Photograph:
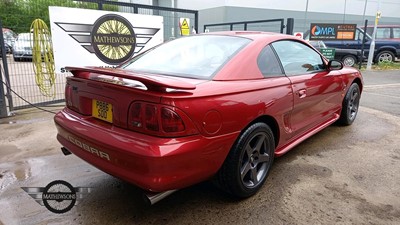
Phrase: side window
[
  {"left": 356, "top": 29, "right": 365, "bottom": 40},
  {"left": 393, "top": 28, "right": 400, "bottom": 38},
  {"left": 356, "top": 29, "right": 368, "bottom": 41},
  {"left": 376, "top": 28, "right": 390, "bottom": 39},
  {"left": 271, "top": 40, "right": 325, "bottom": 76},
  {"left": 257, "top": 45, "right": 284, "bottom": 77},
  {"left": 365, "top": 27, "right": 374, "bottom": 36}
]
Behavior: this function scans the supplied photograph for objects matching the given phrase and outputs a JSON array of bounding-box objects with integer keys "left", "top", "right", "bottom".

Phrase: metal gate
[
  {"left": 0, "top": 0, "right": 198, "bottom": 113},
  {"left": 204, "top": 18, "right": 294, "bottom": 35}
]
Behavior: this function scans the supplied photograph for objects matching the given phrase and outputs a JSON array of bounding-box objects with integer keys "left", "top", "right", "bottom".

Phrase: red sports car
[{"left": 55, "top": 31, "right": 362, "bottom": 201}]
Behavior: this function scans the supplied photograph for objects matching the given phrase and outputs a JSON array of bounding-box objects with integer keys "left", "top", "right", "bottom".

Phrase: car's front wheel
[
  {"left": 342, "top": 55, "right": 357, "bottom": 67},
  {"left": 338, "top": 83, "right": 361, "bottom": 125},
  {"left": 216, "top": 122, "right": 275, "bottom": 198},
  {"left": 374, "top": 51, "right": 395, "bottom": 63}
]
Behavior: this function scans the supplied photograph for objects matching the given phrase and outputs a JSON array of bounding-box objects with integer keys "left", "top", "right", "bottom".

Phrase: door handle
[{"left": 298, "top": 89, "right": 307, "bottom": 98}]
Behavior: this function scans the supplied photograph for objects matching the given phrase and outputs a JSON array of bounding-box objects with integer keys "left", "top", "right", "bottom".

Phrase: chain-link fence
[{"left": 0, "top": 0, "right": 198, "bottom": 111}]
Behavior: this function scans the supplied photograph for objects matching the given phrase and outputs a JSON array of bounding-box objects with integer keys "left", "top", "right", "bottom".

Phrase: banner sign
[
  {"left": 49, "top": 7, "right": 163, "bottom": 73},
  {"left": 310, "top": 23, "right": 356, "bottom": 41}
]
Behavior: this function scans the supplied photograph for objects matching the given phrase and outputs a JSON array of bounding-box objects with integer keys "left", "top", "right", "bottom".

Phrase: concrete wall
[
  {"left": 178, "top": 0, "right": 400, "bottom": 19},
  {"left": 117, "top": 0, "right": 399, "bottom": 36},
  {"left": 199, "top": 6, "right": 400, "bottom": 34}
]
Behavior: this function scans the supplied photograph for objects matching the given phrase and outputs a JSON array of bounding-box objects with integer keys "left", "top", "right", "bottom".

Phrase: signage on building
[
  {"left": 320, "top": 48, "right": 336, "bottom": 60},
  {"left": 49, "top": 7, "right": 163, "bottom": 73},
  {"left": 179, "top": 18, "right": 190, "bottom": 36},
  {"left": 294, "top": 32, "right": 303, "bottom": 39},
  {"left": 310, "top": 23, "right": 356, "bottom": 41}
]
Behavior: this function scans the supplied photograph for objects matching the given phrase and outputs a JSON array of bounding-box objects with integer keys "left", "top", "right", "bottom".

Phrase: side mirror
[{"left": 328, "top": 60, "right": 343, "bottom": 71}]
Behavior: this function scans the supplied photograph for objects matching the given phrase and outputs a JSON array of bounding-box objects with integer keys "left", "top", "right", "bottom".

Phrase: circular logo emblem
[
  {"left": 91, "top": 14, "right": 136, "bottom": 65},
  {"left": 42, "top": 180, "right": 76, "bottom": 214},
  {"left": 311, "top": 25, "right": 321, "bottom": 36}
]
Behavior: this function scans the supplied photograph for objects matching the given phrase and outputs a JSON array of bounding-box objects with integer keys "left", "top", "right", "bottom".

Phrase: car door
[
  {"left": 341, "top": 29, "right": 362, "bottom": 50},
  {"left": 271, "top": 40, "right": 344, "bottom": 139},
  {"left": 326, "top": 28, "right": 372, "bottom": 55}
]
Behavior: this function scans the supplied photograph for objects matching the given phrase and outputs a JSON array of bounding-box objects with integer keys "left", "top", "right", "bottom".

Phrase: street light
[{"left": 366, "top": 0, "right": 382, "bottom": 70}]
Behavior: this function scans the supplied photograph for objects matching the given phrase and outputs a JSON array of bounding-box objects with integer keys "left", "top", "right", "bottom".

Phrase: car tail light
[
  {"left": 65, "top": 83, "right": 73, "bottom": 107},
  {"left": 64, "top": 79, "right": 91, "bottom": 115},
  {"left": 161, "top": 107, "right": 185, "bottom": 132},
  {"left": 128, "top": 102, "right": 197, "bottom": 137},
  {"left": 145, "top": 105, "right": 159, "bottom": 131},
  {"left": 130, "top": 103, "right": 142, "bottom": 128}
]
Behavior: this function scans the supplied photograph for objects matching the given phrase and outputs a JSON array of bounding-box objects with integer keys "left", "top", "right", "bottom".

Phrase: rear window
[{"left": 121, "top": 35, "right": 251, "bottom": 79}]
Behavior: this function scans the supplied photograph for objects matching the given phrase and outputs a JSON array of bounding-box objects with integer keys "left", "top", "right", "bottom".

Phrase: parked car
[
  {"left": 365, "top": 24, "right": 400, "bottom": 41},
  {"left": 54, "top": 32, "right": 363, "bottom": 202},
  {"left": 13, "top": 33, "right": 33, "bottom": 61},
  {"left": 321, "top": 27, "right": 400, "bottom": 63},
  {"left": 0, "top": 42, "right": 12, "bottom": 57},
  {"left": 2, "top": 28, "right": 17, "bottom": 51},
  {"left": 309, "top": 40, "right": 364, "bottom": 67}
]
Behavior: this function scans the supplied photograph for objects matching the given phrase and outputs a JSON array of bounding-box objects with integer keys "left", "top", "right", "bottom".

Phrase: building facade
[{"left": 123, "top": 0, "right": 400, "bottom": 33}]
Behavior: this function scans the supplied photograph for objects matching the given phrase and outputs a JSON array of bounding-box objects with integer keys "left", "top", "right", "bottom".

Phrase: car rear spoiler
[{"left": 66, "top": 66, "right": 196, "bottom": 92}]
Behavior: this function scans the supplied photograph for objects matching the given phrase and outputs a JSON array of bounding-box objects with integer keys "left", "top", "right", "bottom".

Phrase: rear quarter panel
[{"left": 161, "top": 76, "right": 294, "bottom": 148}]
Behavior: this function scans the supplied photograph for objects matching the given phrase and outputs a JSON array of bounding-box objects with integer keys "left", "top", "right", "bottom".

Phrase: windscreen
[{"left": 121, "top": 35, "right": 251, "bottom": 79}]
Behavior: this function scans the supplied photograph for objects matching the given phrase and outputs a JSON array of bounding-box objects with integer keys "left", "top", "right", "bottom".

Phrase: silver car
[{"left": 13, "top": 33, "right": 33, "bottom": 61}]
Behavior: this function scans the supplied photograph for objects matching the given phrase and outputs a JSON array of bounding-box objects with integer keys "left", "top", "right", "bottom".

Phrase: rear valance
[{"left": 66, "top": 66, "right": 196, "bottom": 91}]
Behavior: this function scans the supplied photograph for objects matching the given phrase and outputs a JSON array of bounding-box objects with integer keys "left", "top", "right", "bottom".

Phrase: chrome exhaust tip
[
  {"left": 143, "top": 189, "right": 177, "bottom": 205},
  {"left": 61, "top": 147, "right": 72, "bottom": 156}
]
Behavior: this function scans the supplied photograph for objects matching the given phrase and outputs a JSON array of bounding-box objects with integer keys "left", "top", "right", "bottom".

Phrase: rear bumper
[{"left": 54, "top": 108, "right": 237, "bottom": 192}]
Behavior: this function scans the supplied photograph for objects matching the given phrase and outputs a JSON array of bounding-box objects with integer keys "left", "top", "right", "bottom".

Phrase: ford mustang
[{"left": 54, "top": 31, "right": 362, "bottom": 201}]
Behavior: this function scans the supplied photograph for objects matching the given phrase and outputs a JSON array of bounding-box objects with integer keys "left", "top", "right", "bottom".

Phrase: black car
[
  {"left": 309, "top": 40, "right": 364, "bottom": 67},
  {"left": 323, "top": 28, "right": 400, "bottom": 63}
]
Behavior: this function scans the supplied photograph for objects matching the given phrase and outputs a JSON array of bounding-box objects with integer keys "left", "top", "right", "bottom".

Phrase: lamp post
[
  {"left": 362, "top": 0, "right": 368, "bottom": 23},
  {"left": 366, "top": 0, "right": 381, "bottom": 70},
  {"left": 343, "top": 0, "right": 347, "bottom": 23},
  {"left": 304, "top": 0, "right": 309, "bottom": 32}
]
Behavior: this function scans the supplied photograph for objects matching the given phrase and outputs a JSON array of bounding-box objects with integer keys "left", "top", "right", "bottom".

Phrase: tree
[{"left": 0, "top": 0, "right": 117, "bottom": 33}]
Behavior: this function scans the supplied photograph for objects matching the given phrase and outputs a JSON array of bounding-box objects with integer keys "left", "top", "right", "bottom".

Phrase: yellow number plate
[{"left": 92, "top": 99, "right": 113, "bottom": 123}]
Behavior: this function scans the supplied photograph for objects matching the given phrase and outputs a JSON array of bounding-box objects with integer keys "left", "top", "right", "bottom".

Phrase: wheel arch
[
  {"left": 352, "top": 77, "right": 363, "bottom": 93},
  {"left": 243, "top": 115, "right": 280, "bottom": 148},
  {"left": 377, "top": 47, "right": 396, "bottom": 55}
]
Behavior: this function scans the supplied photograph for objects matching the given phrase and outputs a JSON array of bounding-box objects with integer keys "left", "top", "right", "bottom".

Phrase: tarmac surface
[{"left": 0, "top": 70, "right": 399, "bottom": 225}]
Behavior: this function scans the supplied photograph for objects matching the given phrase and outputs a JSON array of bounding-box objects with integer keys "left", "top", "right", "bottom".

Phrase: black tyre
[
  {"left": 374, "top": 51, "right": 395, "bottom": 63},
  {"left": 216, "top": 122, "right": 275, "bottom": 198},
  {"left": 342, "top": 55, "right": 357, "bottom": 67},
  {"left": 337, "top": 83, "right": 360, "bottom": 125}
]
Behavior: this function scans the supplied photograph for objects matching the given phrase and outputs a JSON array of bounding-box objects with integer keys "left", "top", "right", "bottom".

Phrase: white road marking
[{"left": 364, "top": 83, "right": 400, "bottom": 89}]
